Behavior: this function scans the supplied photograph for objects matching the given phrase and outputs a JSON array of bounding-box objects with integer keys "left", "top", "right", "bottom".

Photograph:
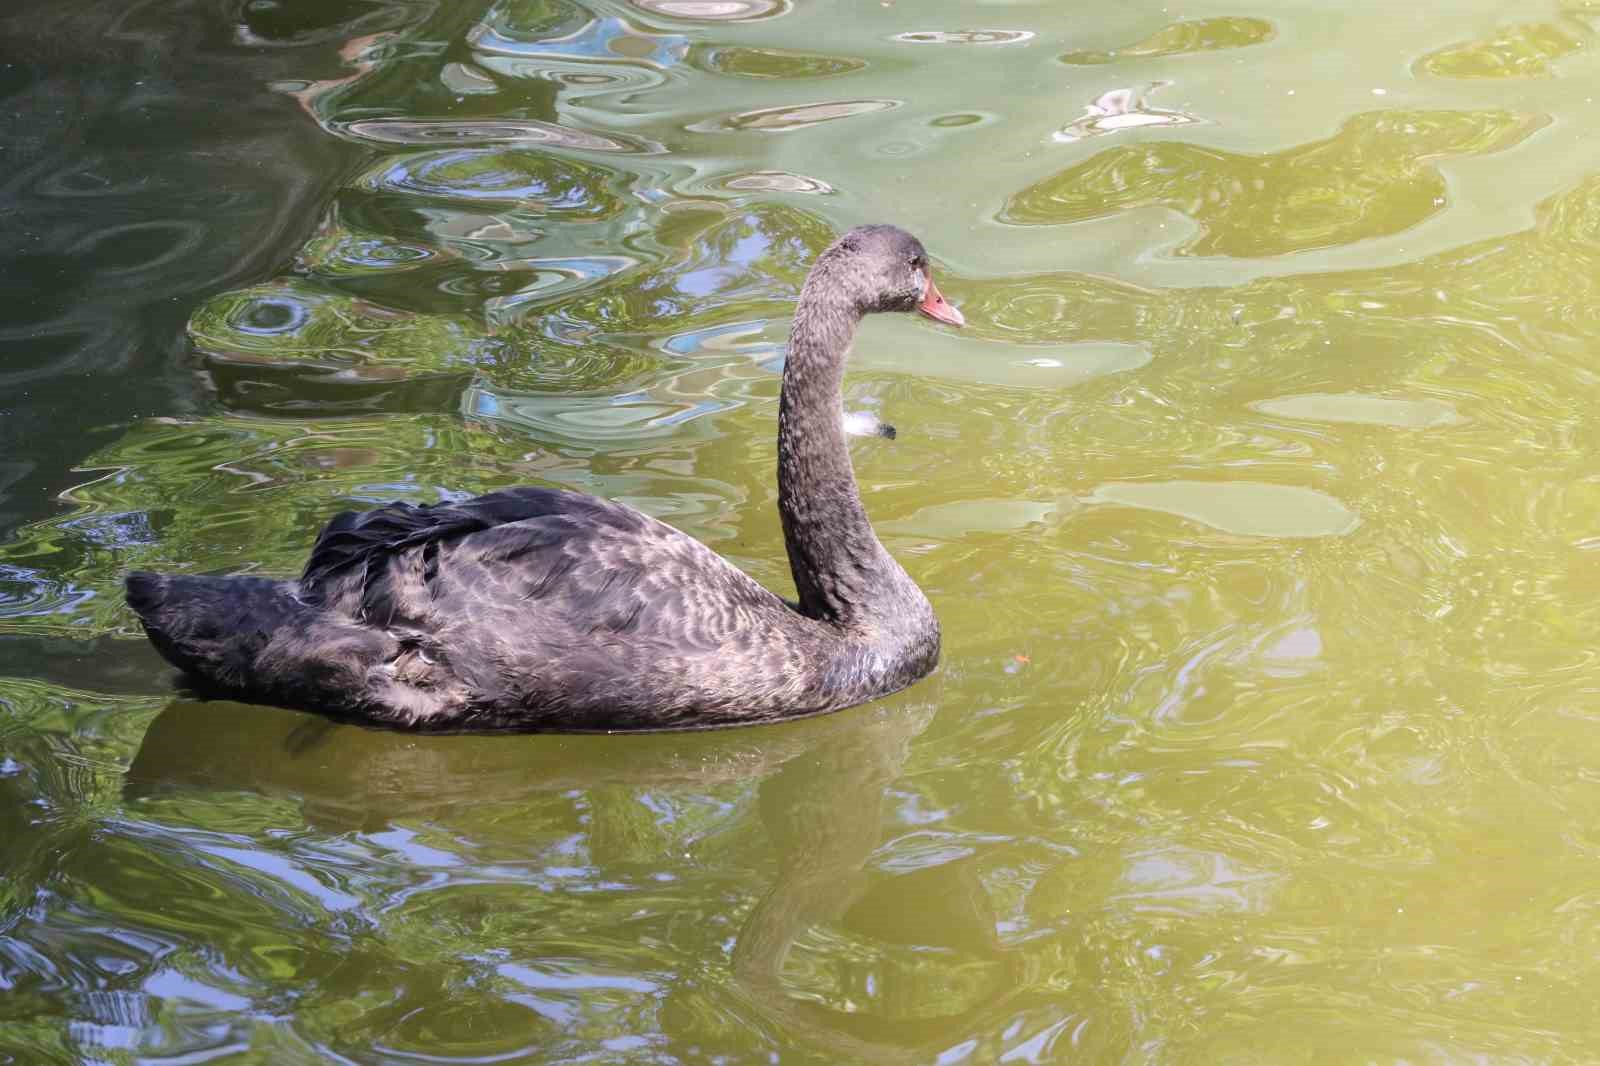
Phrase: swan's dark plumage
[{"left": 125, "top": 224, "right": 962, "bottom": 731}]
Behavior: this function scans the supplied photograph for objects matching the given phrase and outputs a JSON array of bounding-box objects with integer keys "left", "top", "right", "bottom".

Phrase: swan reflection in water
[{"left": 124, "top": 691, "right": 1019, "bottom": 1060}]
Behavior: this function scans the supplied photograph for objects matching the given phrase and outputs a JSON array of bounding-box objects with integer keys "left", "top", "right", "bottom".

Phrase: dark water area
[
  {"left": 0, "top": 0, "right": 374, "bottom": 692},
  {"left": 9, "top": 0, "right": 1600, "bottom": 1060},
  {"left": 0, "top": 1, "right": 363, "bottom": 507}
]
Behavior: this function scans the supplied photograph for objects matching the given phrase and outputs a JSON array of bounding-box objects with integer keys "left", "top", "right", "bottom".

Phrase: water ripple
[
  {"left": 892, "top": 29, "right": 1035, "bottom": 46},
  {"left": 690, "top": 97, "right": 899, "bottom": 133},
  {"left": 1051, "top": 84, "right": 1204, "bottom": 143},
  {"left": 628, "top": 0, "right": 790, "bottom": 22},
  {"left": 719, "top": 170, "right": 833, "bottom": 194},
  {"left": 1416, "top": 20, "right": 1587, "bottom": 79},
  {"left": 353, "top": 147, "right": 627, "bottom": 215},
  {"left": 1011, "top": 108, "right": 1548, "bottom": 257},
  {"left": 1060, "top": 16, "right": 1276, "bottom": 64},
  {"left": 337, "top": 117, "right": 658, "bottom": 154}
]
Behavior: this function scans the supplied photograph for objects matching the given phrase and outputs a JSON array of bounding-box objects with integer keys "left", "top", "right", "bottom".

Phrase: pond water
[{"left": 6, "top": 0, "right": 1600, "bottom": 1060}]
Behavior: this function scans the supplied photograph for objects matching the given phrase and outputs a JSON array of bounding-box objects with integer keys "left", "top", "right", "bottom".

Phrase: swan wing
[
  {"left": 297, "top": 487, "right": 810, "bottom": 725},
  {"left": 299, "top": 487, "right": 584, "bottom": 606},
  {"left": 420, "top": 514, "right": 815, "bottom": 723},
  {"left": 299, "top": 486, "right": 789, "bottom": 652}
]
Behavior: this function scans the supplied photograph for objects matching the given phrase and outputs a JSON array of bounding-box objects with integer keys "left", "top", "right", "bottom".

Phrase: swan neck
[{"left": 777, "top": 288, "right": 913, "bottom": 629}]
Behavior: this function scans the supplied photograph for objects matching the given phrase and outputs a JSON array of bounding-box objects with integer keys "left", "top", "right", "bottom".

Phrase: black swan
[{"left": 124, "top": 224, "right": 965, "bottom": 731}]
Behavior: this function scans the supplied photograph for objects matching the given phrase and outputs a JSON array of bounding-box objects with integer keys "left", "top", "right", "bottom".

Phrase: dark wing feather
[
  {"left": 412, "top": 511, "right": 802, "bottom": 719},
  {"left": 422, "top": 510, "right": 781, "bottom": 649},
  {"left": 298, "top": 488, "right": 637, "bottom": 617}
]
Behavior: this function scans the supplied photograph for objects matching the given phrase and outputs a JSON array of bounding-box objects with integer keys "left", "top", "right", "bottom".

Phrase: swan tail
[{"left": 125, "top": 571, "right": 387, "bottom": 706}]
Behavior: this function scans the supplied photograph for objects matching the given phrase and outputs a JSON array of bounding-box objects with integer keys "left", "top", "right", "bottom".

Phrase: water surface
[{"left": 7, "top": 0, "right": 1600, "bottom": 1060}]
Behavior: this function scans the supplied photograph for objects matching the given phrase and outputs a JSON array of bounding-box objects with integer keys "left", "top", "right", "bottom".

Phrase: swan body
[{"left": 125, "top": 224, "right": 965, "bottom": 731}]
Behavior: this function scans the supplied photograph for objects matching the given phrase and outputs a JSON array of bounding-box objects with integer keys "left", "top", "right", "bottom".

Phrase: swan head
[{"left": 826, "top": 224, "right": 965, "bottom": 328}]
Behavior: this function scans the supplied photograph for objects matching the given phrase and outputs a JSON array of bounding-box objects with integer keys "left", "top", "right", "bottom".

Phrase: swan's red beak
[{"left": 918, "top": 274, "right": 964, "bottom": 327}]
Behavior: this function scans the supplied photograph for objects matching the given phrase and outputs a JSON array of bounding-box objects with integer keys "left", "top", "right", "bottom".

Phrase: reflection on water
[
  {"left": 892, "top": 30, "right": 1036, "bottom": 46},
  {"left": 350, "top": 147, "right": 628, "bottom": 210},
  {"left": 96, "top": 694, "right": 1009, "bottom": 1060},
  {"left": 692, "top": 97, "right": 901, "bottom": 133},
  {"left": 1252, "top": 392, "right": 1464, "bottom": 429},
  {"left": 11, "top": 0, "right": 1600, "bottom": 1060},
  {"left": 1087, "top": 480, "right": 1361, "bottom": 539},
  {"left": 1416, "top": 18, "right": 1589, "bottom": 79},
  {"left": 1011, "top": 108, "right": 1547, "bottom": 257},
  {"left": 630, "top": 0, "right": 791, "bottom": 22},
  {"left": 1050, "top": 84, "right": 1204, "bottom": 144},
  {"left": 720, "top": 169, "right": 833, "bottom": 193},
  {"left": 1060, "top": 16, "right": 1276, "bottom": 65}
]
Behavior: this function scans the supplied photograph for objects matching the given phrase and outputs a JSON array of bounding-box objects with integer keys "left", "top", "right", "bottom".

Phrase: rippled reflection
[
  {"left": 471, "top": 6, "right": 685, "bottom": 101},
  {"left": 339, "top": 117, "right": 655, "bottom": 153},
  {"left": 188, "top": 278, "right": 653, "bottom": 394},
  {"left": 1416, "top": 20, "right": 1588, "bottom": 79},
  {"left": 1252, "top": 392, "right": 1463, "bottom": 429},
  {"left": 719, "top": 170, "right": 833, "bottom": 194},
  {"left": 1060, "top": 16, "right": 1276, "bottom": 65},
  {"left": 353, "top": 147, "right": 628, "bottom": 211},
  {"left": 688, "top": 44, "right": 864, "bottom": 78},
  {"left": 892, "top": 29, "right": 1034, "bottom": 46},
  {"left": 1013, "top": 108, "right": 1547, "bottom": 257},
  {"left": 1088, "top": 480, "right": 1360, "bottom": 538},
  {"left": 629, "top": 0, "right": 790, "bottom": 22},
  {"left": 692, "top": 97, "right": 900, "bottom": 133},
  {"left": 1050, "top": 85, "right": 1203, "bottom": 144},
  {"left": 53, "top": 693, "right": 1011, "bottom": 1060}
]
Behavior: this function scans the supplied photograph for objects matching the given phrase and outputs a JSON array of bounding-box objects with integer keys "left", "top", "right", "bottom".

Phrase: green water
[{"left": 6, "top": 0, "right": 1600, "bottom": 1059}]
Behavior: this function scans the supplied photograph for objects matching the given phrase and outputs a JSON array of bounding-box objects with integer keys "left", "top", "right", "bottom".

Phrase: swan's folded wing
[
  {"left": 374, "top": 512, "right": 811, "bottom": 723},
  {"left": 423, "top": 511, "right": 789, "bottom": 654},
  {"left": 298, "top": 486, "right": 788, "bottom": 658},
  {"left": 297, "top": 487, "right": 636, "bottom": 616}
]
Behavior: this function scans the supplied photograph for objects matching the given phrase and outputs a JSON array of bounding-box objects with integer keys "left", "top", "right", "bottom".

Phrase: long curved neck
[{"left": 777, "top": 276, "right": 917, "bottom": 630}]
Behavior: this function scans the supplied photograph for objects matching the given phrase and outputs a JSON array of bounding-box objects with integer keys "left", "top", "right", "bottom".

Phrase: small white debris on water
[
  {"left": 1023, "top": 358, "right": 1064, "bottom": 368},
  {"left": 1372, "top": 87, "right": 1388, "bottom": 95},
  {"left": 842, "top": 411, "right": 882, "bottom": 437}
]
